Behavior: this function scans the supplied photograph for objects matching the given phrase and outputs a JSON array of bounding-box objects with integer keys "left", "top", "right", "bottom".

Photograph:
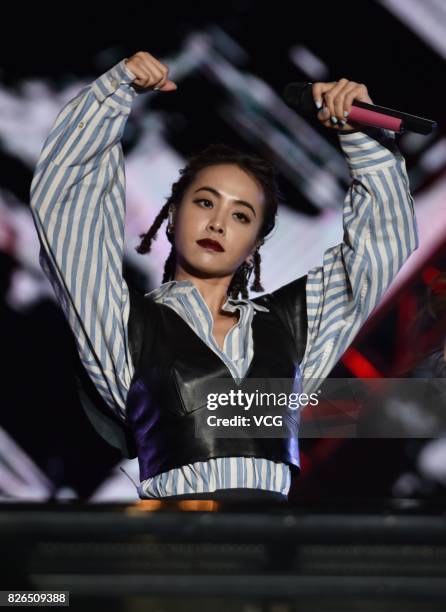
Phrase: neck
[{"left": 174, "top": 269, "right": 234, "bottom": 318}]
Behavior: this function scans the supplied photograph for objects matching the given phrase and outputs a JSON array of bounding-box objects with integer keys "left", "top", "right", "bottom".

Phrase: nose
[{"left": 207, "top": 217, "right": 225, "bottom": 235}]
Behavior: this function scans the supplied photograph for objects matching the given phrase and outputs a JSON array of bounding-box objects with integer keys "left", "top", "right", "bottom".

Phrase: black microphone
[{"left": 283, "top": 82, "right": 437, "bottom": 135}]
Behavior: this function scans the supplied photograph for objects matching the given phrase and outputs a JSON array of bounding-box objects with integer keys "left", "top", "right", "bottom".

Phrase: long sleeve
[
  {"left": 299, "top": 127, "right": 419, "bottom": 390},
  {"left": 29, "top": 59, "right": 139, "bottom": 420}
]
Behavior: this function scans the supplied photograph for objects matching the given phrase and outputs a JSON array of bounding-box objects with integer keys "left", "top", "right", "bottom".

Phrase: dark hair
[{"left": 135, "top": 143, "right": 282, "bottom": 299}]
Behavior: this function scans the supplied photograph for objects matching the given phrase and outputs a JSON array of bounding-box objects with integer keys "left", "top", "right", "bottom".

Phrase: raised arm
[
  {"left": 267, "top": 78, "right": 418, "bottom": 392},
  {"left": 300, "top": 126, "right": 418, "bottom": 388},
  {"left": 29, "top": 51, "right": 177, "bottom": 420}
]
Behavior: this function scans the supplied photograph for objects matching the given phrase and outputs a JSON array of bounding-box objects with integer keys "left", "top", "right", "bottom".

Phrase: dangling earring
[
  {"left": 167, "top": 209, "right": 175, "bottom": 234},
  {"left": 244, "top": 264, "right": 254, "bottom": 285},
  {"left": 242, "top": 252, "right": 256, "bottom": 285}
]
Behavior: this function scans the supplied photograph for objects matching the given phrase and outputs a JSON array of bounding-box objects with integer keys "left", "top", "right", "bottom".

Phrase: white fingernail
[
  {"left": 153, "top": 86, "right": 160, "bottom": 91},
  {"left": 315, "top": 99, "right": 322, "bottom": 109}
]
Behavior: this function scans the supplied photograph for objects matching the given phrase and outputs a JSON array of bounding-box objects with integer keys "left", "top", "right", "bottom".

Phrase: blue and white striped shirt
[{"left": 29, "top": 58, "right": 418, "bottom": 499}]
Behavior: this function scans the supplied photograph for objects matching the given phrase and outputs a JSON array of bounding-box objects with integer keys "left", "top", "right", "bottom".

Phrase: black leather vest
[{"left": 75, "top": 276, "right": 308, "bottom": 481}]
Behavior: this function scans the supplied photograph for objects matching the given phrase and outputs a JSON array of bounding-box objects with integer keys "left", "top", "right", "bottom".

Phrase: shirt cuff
[
  {"left": 338, "top": 127, "right": 403, "bottom": 176},
  {"left": 91, "top": 58, "right": 138, "bottom": 111}
]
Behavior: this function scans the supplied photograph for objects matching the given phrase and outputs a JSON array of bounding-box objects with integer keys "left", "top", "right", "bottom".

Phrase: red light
[{"left": 342, "top": 347, "right": 382, "bottom": 378}]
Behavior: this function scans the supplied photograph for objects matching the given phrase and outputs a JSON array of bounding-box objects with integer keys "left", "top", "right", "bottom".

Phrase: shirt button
[
  {"left": 78, "top": 122, "right": 84, "bottom": 129},
  {"left": 110, "top": 78, "right": 118, "bottom": 88}
]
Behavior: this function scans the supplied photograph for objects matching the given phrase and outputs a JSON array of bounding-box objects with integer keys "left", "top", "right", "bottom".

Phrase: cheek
[
  {"left": 226, "top": 226, "right": 258, "bottom": 261},
  {"left": 176, "top": 204, "right": 205, "bottom": 235},
  {"left": 173, "top": 209, "right": 210, "bottom": 256}
]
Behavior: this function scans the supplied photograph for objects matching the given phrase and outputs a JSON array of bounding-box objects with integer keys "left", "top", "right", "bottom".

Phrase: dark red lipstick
[{"left": 196, "top": 239, "right": 225, "bottom": 252}]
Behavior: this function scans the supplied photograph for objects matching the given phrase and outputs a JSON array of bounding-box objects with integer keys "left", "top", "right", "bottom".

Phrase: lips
[{"left": 196, "top": 239, "right": 225, "bottom": 252}]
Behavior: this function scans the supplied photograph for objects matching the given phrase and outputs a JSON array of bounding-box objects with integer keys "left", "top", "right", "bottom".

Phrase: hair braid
[
  {"left": 135, "top": 201, "right": 170, "bottom": 255},
  {"left": 250, "top": 249, "right": 264, "bottom": 292},
  {"left": 227, "top": 249, "right": 263, "bottom": 300},
  {"left": 162, "top": 247, "right": 176, "bottom": 283},
  {"left": 228, "top": 265, "right": 249, "bottom": 300}
]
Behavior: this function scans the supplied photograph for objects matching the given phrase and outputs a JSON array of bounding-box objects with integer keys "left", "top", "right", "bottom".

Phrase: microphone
[{"left": 283, "top": 82, "right": 437, "bottom": 135}]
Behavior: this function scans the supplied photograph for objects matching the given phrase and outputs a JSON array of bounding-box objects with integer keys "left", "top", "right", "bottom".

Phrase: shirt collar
[{"left": 145, "top": 279, "right": 269, "bottom": 312}]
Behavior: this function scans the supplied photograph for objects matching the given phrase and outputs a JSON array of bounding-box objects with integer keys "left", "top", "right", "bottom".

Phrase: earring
[
  {"left": 167, "top": 210, "right": 174, "bottom": 234},
  {"left": 241, "top": 254, "right": 255, "bottom": 285},
  {"left": 245, "top": 264, "right": 254, "bottom": 284},
  {"left": 247, "top": 247, "right": 259, "bottom": 269}
]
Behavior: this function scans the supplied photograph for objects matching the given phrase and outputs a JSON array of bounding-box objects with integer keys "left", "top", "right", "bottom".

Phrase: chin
[
  {"left": 177, "top": 255, "right": 221, "bottom": 278},
  {"left": 177, "top": 248, "right": 237, "bottom": 278}
]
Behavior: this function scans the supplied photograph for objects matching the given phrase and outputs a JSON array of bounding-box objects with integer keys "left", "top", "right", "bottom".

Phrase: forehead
[{"left": 190, "top": 164, "right": 265, "bottom": 206}]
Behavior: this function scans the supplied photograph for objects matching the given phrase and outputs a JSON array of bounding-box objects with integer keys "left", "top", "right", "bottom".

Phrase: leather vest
[{"left": 75, "top": 276, "right": 308, "bottom": 481}]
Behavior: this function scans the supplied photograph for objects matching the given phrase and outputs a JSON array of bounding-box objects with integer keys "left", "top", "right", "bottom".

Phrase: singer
[{"left": 29, "top": 51, "right": 418, "bottom": 502}]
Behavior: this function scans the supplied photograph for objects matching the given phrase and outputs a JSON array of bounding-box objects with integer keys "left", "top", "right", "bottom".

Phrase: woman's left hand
[{"left": 312, "top": 79, "right": 374, "bottom": 131}]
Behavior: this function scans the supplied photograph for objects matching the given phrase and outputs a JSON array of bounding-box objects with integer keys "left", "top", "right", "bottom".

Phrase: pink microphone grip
[{"left": 348, "top": 106, "right": 402, "bottom": 132}]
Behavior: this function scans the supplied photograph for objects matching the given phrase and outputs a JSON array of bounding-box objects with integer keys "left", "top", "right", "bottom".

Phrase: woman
[{"left": 30, "top": 51, "right": 418, "bottom": 502}]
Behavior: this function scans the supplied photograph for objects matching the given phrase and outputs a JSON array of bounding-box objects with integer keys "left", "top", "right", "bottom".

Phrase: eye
[
  {"left": 233, "top": 212, "right": 250, "bottom": 223},
  {"left": 193, "top": 198, "right": 213, "bottom": 208},
  {"left": 193, "top": 198, "right": 250, "bottom": 223}
]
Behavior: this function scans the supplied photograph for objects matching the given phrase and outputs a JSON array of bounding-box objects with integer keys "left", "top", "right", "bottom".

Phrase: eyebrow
[{"left": 193, "top": 186, "right": 257, "bottom": 217}]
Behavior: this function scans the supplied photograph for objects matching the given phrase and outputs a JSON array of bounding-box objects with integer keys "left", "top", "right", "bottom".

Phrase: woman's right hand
[{"left": 124, "top": 51, "right": 178, "bottom": 92}]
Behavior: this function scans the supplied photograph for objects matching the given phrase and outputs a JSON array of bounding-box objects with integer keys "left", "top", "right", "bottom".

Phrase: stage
[{"left": 1, "top": 498, "right": 445, "bottom": 611}]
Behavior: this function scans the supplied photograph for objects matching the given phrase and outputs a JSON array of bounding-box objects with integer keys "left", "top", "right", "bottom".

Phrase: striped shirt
[{"left": 29, "top": 58, "right": 419, "bottom": 499}]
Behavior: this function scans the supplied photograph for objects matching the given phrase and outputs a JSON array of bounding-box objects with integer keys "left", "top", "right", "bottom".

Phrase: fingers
[
  {"left": 344, "top": 83, "right": 373, "bottom": 109},
  {"left": 320, "top": 78, "right": 351, "bottom": 126},
  {"left": 338, "top": 83, "right": 361, "bottom": 119},
  {"left": 128, "top": 55, "right": 163, "bottom": 88},
  {"left": 142, "top": 52, "right": 177, "bottom": 91},
  {"left": 312, "top": 81, "right": 336, "bottom": 107},
  {"left": 124, "top": 51, "right": 178, "bottom": 92},
  {"left": 312, "top": 78, "right": 373, "bottom": 130},
  {"left": 159, "top": 80, "right": 178, "bottom": 92},
  {"left": 332, "top": 80, "right": 353, "bottom": 121},
  {"left": 146, "top": 52, "right": 169, "bottom": 90}
]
